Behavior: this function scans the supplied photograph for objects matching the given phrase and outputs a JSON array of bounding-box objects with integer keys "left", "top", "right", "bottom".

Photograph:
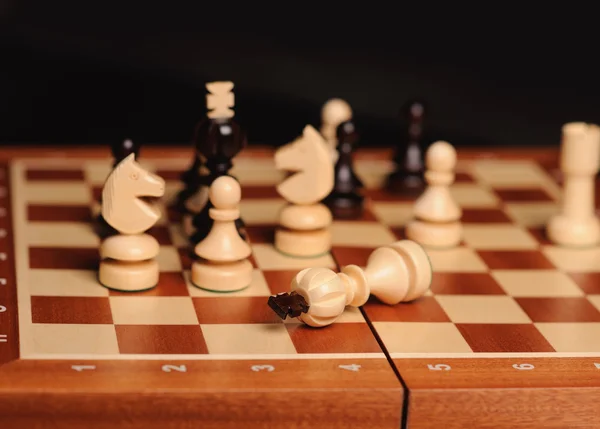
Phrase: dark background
[{"left": 1, "top": 2, "right": 599, "bottom": 149}]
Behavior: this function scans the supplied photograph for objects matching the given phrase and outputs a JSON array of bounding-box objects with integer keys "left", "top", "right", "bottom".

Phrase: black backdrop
[{"left": 1, "top": 2, "right": 599, "bottom": 149}]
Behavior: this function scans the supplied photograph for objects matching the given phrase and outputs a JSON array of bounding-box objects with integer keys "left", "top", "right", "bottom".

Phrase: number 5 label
[{"left": 427, "top": 364, "right": 451, "bottom": 371}]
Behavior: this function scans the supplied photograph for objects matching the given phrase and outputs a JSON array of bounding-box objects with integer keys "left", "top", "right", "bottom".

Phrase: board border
[{"left": 3, "top": 145, "right": 600, "bottom": 429}]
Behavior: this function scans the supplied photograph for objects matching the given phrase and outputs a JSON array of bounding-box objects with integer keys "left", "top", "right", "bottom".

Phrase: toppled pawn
[
  {"left": 268, "top": 240, "right": 432, "bottom": 328},
  {"left": 191, "top": 175, "right": 253, "bottom": 292},
  {"left": 405, "top": 141, "right": 462, "bottom": 248}
]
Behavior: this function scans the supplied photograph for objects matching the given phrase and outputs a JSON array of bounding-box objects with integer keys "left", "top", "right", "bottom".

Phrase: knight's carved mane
[{"left": 102, "top": 153, "right": 135, "bottom": 223}]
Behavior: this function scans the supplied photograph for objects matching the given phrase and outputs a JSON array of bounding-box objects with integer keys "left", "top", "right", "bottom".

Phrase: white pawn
[
  {"left": 547, "top": 122, "right": 600, "bottom": 247},
  {"left": 405, "top": 141, "right": 462, "bottom": 248},
  {"left": 191, "top": 176, "right": 253, "bottom": 292}
]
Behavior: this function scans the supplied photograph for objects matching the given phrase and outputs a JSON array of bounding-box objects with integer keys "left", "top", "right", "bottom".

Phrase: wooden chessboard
[{"left": 1, "top": 146, "right": 599, "bottom": 429}]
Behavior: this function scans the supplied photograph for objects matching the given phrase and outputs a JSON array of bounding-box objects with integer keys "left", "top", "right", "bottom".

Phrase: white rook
[{"left": 547, "top": 122, "right": 600, "bottom": 246}]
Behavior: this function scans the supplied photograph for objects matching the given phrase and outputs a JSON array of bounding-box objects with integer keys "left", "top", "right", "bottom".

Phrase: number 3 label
[{"left": 513, "top": 363, "right": 534, "bottom": 370}]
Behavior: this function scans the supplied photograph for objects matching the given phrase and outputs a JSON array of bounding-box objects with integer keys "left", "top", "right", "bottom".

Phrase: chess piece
[
  {"left": 97, "top": 138, "right": 141, "bottom": 238},
  {"left": 323, "top": 120, "right": 364, "bottom": 219},
  {"left": 405, "top": 141, "right": 462, "bottom": 248},
  {"left": 268, "top": 240, "right": 432, "bottom": 327},
  {"left": 547, "top": 122, "right": 600, "bottom": 247},
  {"left": 387, "top": 100, "right": 426, "bottom": 194},
  {"left": 98, "top": 154, "right": 165, "bottom": 291},
  {"left": 274, "top": 125, "right": 334, "bottom": 258},
  {"left": 188, "top": 81, "right": 247, "bottom": 244},
  {"left": 320, "top": 98, "right": 353, "bottom": 163},
  {"left": 191, "top": 176, "right": 253, "bottom": 292}
]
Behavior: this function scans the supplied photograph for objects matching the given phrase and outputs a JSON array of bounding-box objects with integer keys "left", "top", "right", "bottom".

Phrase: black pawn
[
  {"left": 96, "top": 139, "right": 140, "bottom": 237},
  {"left": 386, "top": 100, "right": 426, "bottom": 194},
  {"left": 323, "top": 120, "right": 364, "bottom": 218},
  {"left": 189, "top": 117, "right": 247, "bottom": 244}
]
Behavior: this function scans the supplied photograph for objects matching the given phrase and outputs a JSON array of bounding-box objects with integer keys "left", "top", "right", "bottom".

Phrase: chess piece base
[
  {"left": 191, "top": 259, "right": 253, "bottom": 292},
  {"left": 275, "top": 227, "right": 331, "bottom": 258},
  {"left": 405, "top": 219, "right": 462, "bottom": 249},
  {"left": 99, "top": 259, "right": 159, "bottom": 292},
  {"left": 546, "top": 214, "right": 600, "bottom": 247}
]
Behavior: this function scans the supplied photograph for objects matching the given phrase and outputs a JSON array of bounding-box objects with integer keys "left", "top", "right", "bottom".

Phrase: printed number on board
[
  {"left": 339, "top": 364, "right": 361, "bottom": 372},
  {"left": 162, "top": 365, "right": 187, "bottom": 373},
  {"left": 427, "top": 364, "right": 451, "bottom": 371},
  {"left": 0, "top": 305, "right": 6, "bottom": 313},
  {"left": 0, "top": 334, "right": 6, "bottom": 343},
  {"left": 513, "top": 363, "right": 534, "bottom": 370},
  {"left": 71, "top": 365, "right": 96, "bottom": 372},
  {"left": 251, "top": 365, "right": 275, "bottom": 372},
  {"left": 0, "top": 278, "right": 6, "bottom": 286},
  {"left": 0, "top": 253, "right": 7, "bottom": 261}
]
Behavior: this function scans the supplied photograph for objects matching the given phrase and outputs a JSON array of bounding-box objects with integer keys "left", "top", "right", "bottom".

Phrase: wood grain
[
  {"left": 0, "top": 359, "right": 403, "bottom": 429},
  {"left": 395, "top": 357, "right": 600, "bottom": 428},
  {"left": 0, "top": 163, "right": 18, "bottom": 365}
]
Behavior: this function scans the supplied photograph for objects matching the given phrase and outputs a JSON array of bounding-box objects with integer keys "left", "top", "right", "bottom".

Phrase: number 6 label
[{"left": 513, "top": 363, "right": 534, "bottom": 370}]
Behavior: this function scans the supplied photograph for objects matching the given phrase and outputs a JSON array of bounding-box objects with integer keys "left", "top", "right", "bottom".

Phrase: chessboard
[{"left": 1, "top": 145, "right": 600, "bottom": 429}]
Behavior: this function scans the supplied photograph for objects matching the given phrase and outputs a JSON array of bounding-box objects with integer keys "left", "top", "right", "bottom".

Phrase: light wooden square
[
  {"left": 109, "top": 296, "right": 199, "bottom": 325},
  {"left": 504, "top": 202, "right": 559, "bottom": 227},
  {"left": 426, "top": 247, "right": 488, "bottom": 272},
  {"left": 28, "top": 269, "right": 108, "bottom": 297},
  {"left": 25, "top": 183, "right": 92, "bottom": 204},
  {"left": 157, "top": 246, "right": 182, "bottom": 271},
  {"left": 587, "top": 295, "right": 600, "bottom": 313},
  {"left": 330, "top": 221, "right": 396, "bottom": 247},
  {"left": 435, "top": 295, "right": 532, "bottom": 323},
  {"left": 371, "top": 202, "right": 413, "bottom": 227},
  {"left": 492, "top": 270, "right": 584, "bottom": 297},
  {"left": 535, "top": 322, "right": 600, "bottom": 352},
  {"left": 84, "top": 162, "right": 112, "bottom": 185},
  {"left": 29, "top": 324, "right": 119, "bottom": 356},
  {"left": 471, "top": 161, "right": 551, "bottom": 187},
  {"left": 201, "top": 323, "right": 297, "bottom": 354},
  {"left": 542, "top": 246, "right": 600, "bottom": 272},
  {"left": 450, "top": 184, "right": 499, "bottom": 208},
  {"left": 240, "top": 199, "right": 287, "bottom": 225},
  {"left": 462, "top": 224, "right": 538, "bottom": 249},
  {"left": 251, "top": 244, "right": 335, "bottom": 270},
  {"left": 184, "top": 269, "right": 271, "bottom": 297},
  {"left": 230, "top": 159, "right": 284, "bottom": 185},
  {"left": 25, "top": 222, "right": 99, "bottom": 247},
  {"left": 373, "top": 322, "right": 472, "bottom": 354}
]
